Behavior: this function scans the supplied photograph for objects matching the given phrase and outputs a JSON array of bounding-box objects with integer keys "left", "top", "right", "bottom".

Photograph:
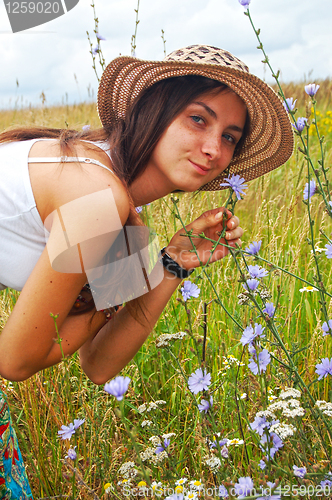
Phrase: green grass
[{"left": 1, "top": 81, "right": 332, "bottom": 499}]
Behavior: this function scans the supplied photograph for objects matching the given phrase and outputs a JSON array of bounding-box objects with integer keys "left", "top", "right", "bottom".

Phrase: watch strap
[{"left": 160, "top": 247, "right": 194, "bottom": 279}]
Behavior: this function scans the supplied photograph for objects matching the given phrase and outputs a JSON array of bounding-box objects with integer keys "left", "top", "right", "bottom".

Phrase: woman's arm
[
  {"left": 0, "top": 154, "right": 130, "bottom": 381},
  {"left": 79, "top": 208, "right": 243, "bottom": 384}
]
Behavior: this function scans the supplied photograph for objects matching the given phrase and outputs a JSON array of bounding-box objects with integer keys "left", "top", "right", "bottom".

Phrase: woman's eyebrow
[
  {"left": 192, "top": 101, "right": 244, "bottom": 133},
  {"left": 192, "top": 101, "right": 218, "bottom": 119}
]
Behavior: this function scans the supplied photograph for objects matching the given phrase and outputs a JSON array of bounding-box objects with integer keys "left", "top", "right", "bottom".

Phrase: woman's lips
[{"left": 189, "top": 160, "right": 211, "bottom": 176}]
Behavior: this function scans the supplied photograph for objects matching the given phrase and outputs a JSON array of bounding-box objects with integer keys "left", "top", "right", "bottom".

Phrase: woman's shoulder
[{"left": 29, "top": 138, "right": 130, "bottom": 227}]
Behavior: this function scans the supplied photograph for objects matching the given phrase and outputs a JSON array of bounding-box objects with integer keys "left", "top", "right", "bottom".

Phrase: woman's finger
[
  {"left": 225, "top": 226, "right": 243, "bottom": 241},
  {"left": 226, "top": 214, "right": 240, "bottom": 229}
]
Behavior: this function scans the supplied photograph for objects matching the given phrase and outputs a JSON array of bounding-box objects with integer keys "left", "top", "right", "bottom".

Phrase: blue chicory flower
[
  {"left": 243, "top": 278, "right": 260, "bottom": 292},
  {"left": 257, "top": 481, "right": 281, "bottom": 500},
  {"left": 258, "top": 459, "right": 266, "bottom": 470},
  {"left": 240, "top": 323, "right": 265, "bottom": 346},
  {"left": 188, "top": 368, "right": 211, "bottom": 394},
  {"left": 245, "top": 240, "right": 262, "bottom": 255},
  {"left": 218, "top": 484, "right": 229, "bottom": 498},
  {"left": 73, "top": 418, "right": 85, "bottom": 429},
  {"left": 320, "top": 479, "right": 332, "bottom": 488},
  {"left": 82, "top": 125, "right": 90, "bottom": 131},
  {"left": 304, "top": 83, "right": 320, "bottom": 97},
  {"left": 263, "top": 302, "right": 275, "bottom": 318},
  {"left": 198, "top": 396, "right": 213, "bottom": 413},
  {"left": 260, "top": 432, "right": 283, "bottom": 460},
  {"left": 136, "top": 206, "right": 143, "bottom": 213},
  {"left": 181, "top": 280, "right": 200, "bottom": 302},
  {"left": 96, "top": 32, "right": 106, "bottom": 41},
  {"left": 238, "top": 0, "right": 251, "bottom": 9},
  {"left": 155, "top": 437, "right": 170, "bottom": 454},
  {"left": 315, "top": 358, "right": 332, "bottom": 380},
  {"left": 249, "top": 349, "right": 271, "bottom": 375},
  {"left": 248, "top": 264, "right": 268, "bottom": 279},
  {"left": 220, "top": 174, "right": 248, "bottom": 200},
  {"left": 292, "top": 117, "right": 307, "bottom": 132},
  {"left": 303, "top": 180, "right": 316, "bottom": 201},
  {"left": 293, "top": 465, "right": 307, "bottom": 478},
  {"left": 249, "top": 415, "right": 271, "bottom": 436},
  {"left": 104, "top": 376, "right": 131, "bottom": 401},
  {"left": 65, "top": 446, "right": 77, "bottom": 460},
  {"left": 92, "top": 45, "right": 99, "bottom": 55},
  {"left": 58, "top": 422, "right": 76, "bottom": 440},
  {"left": 234, "top": 477, "right": 254, "bottom": 498},
  {"left": 322, "top": 320, "right": 332, "bottom": 336},
  {"left": 325, "top": 244, "right": 332, "bottom": 259},
  {"left": 283, "top": 97, "right": 297, "bottom": 113}
]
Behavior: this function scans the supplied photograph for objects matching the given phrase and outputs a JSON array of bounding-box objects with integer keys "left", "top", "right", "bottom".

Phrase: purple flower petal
[{"left": 104, "top": 376, "right": 131, "bottom": 401}]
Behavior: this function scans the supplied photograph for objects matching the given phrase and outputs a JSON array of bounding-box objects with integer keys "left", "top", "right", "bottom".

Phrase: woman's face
[{"left": 145, "top": 89, "right": 247, "bottom": 193}]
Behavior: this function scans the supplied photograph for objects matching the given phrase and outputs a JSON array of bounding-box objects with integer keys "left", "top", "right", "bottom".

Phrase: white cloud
[{"left": 0, "top": 0, "right": 331, "bottom": 108}]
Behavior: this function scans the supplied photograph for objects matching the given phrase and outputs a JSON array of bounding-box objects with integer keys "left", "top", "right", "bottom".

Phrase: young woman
[{"left": 0, "top": 45, "right": 293, "bottom": 497}]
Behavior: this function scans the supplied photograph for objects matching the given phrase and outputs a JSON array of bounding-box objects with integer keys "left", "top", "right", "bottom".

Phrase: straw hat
[{"left": 97, "top": 44, "right": 294, "bottom": 191}]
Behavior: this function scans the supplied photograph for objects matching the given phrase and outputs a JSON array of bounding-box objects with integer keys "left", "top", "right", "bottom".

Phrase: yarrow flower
[
  {"left": 220, "top": 174, "right": 248, "bottom": 200},
  {"left": 325, "top": 244, "right": 332, "bottom": 259},
  {"left": 188, "top": 368, "right": 211, "bottom": 394},
  {"left": 292, "top": 117, "right": 307, "bottom": 133},
  {"left": 245, "top": 240, "right": 262, "bottom": 255},
  {"left": 322, "top": 320, "right": 332, "bottom": 336},
  {"left": 249, "top": 349, "right": 271, "bottom": 375},
  {"left": 315, "top": 358, "right": 332, "bottom": 380},
  {"left": 303, "top": 180, "right": 316, "bottom": 201},
  {"left": 181, "top": 281, "right": 200, "bottom": 302},
  {"left": 283, "top": 97, "right": 297, "bottom": 113},
  {"left": 293, "top": 465, "right": 307, "bottom": 478},
  {"left": 247, "top": 265, "right": 268, "bottom": 279},
  {"left": 263, "top": 302, "right": 275, "bottom": 318},
  {"left": 304, "top": 83, "right": 320, "bottom": 97},
  {"left": 104, "top": 376, "right": 131, "bottom": 401},
  {"left": 198, "top": 396, "right": 213, "bottom": 413}
]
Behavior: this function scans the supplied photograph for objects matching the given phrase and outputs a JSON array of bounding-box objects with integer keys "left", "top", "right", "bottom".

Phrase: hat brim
[{"left": 97, "top": 56, "right": 294, "bottom": 192}]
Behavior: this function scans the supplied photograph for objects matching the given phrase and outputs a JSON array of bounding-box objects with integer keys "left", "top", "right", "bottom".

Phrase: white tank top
[{"left": 0, "top": 138, "right": 113, "bottom": 291}]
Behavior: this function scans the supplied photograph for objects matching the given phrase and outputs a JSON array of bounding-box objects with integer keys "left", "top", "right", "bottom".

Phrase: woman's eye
[
  {"left": 223, "top": 133, "right": 236, "bottom": 144},
  {"left": 191, "top": 115, "right": 204, "bottom": 124}
]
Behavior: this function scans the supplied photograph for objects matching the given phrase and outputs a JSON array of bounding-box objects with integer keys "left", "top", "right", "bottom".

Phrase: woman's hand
[{"left": 166, "top": 207, "right": 243, "bottom": 270}]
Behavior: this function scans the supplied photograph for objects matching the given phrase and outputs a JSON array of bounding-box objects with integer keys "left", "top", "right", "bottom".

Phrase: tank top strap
[{"left": 28, "top": 156, "right": 114, "bottom": 174}]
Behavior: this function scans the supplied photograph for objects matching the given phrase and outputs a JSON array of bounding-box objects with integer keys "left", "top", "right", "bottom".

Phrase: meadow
[{"left": 1, "top": 5, "right": 332, "bottom": 496}]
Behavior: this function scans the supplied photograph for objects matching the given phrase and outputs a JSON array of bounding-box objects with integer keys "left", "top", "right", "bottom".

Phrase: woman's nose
[{"left": 201, "top": 134, "right": 222, "bottom": 160}]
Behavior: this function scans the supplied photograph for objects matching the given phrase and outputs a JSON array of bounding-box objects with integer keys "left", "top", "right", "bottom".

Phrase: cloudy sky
[{"left": 0, "top": 0, "right": 331, "bottom": 109}]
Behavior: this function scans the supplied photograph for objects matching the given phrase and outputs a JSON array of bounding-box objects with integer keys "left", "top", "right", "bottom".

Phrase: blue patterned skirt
[{"left": 0, "top": 389, "right": 33, "bottom": 499}]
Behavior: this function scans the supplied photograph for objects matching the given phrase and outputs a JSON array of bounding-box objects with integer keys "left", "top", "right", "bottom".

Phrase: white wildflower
[
  {"left": 162, "top": 432, "right": 176, "bottom": 439},
  {"left": 155, "top": 331, "right": 187, "bottom": 348},
  {"left": 260, "top": 289, "right": 272, "bottom": 300},
  {"left": 316, "top": 400, "right": 332, "bottom": 416},
  {"left": 189, "top": 480, "right": 204, "bottom": 491},
  {"left": 175, "top": 478, "right": 188, "bottom": 486},
  {"left": 141, "top": 420, "right": 153, "bottom": 428},
  {"left": 118, "top": 461, "right": 138, "bottom": 479},
  {"left": 137, "top": 403, "right": 147, "bottom": 414},
  {"left": 155, "top": 400, "right": 167, "bottom": 405},
  {"left": 238, "top": 292, "right": 249, "bottom": 305},
  {"left": 151, "top": 450, "right": 168, "bottom": 464},
  {"left": 147, "top": 402, "right": 158, "bottom": 412},
  {"left": 279, "top": 387, "right": 301, "bottom": 399},
  {"left": 140, "top": 447, "right": 155, "bottom": 462},
  {"left": 203, "top": 456, "right": 221, "bottom": 473},
  {"left": 149, "top": 435, "right": 161, "bottom": 446},
  {"left": 227, "top": 438, "right": 244, "bottom": 446},
  {"left": 269, "top": 422, "right": 297, "bottom": 439}
]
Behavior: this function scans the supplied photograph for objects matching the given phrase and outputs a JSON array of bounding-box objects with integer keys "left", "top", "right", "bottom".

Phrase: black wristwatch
[{"left": 160, "top": 247, "right": 194, "bottom": 280}]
